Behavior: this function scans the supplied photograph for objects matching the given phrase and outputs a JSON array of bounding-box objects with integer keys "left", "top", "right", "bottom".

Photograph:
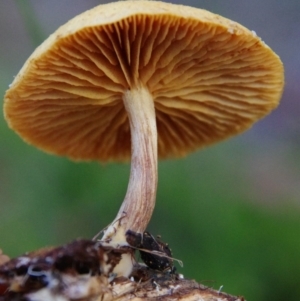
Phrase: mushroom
[
  {"left": 0, "top": 250, "right": 10, "bottom": 266},
  {"left": 4, "top": 1, "right": 283, "bottom": 248}
]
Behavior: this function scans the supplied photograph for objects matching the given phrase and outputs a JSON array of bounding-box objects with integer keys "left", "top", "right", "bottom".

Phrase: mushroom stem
[{"left": 103, "top": 85, "right": 157, "bottom": 241}]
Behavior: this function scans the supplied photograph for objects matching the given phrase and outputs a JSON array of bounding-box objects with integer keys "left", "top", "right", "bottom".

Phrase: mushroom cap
[{"left": 4, "top": 1, "right": 284, "bottom": 162}]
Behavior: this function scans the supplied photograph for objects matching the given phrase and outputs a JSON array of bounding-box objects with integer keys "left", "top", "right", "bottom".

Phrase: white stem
[{"left": 103, "top": 86, "right": 157, "bottom": 241}]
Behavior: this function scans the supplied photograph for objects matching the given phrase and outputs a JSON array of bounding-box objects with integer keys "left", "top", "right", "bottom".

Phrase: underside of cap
[{"left": 4, "top": 1, "right": 284, "bottom": 162}]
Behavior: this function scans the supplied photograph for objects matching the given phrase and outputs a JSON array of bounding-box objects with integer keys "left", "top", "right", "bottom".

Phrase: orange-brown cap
[{"left": 4, "top": 1, "right": 284, "bottom": 162}]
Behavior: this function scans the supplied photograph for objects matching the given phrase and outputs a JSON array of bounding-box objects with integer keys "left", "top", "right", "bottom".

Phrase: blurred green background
[{"left": 0, "top": 1, "right": 299, "bottom": 301}]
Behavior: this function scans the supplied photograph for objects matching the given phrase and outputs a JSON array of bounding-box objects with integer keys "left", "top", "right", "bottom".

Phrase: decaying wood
[
  {"left": 0, "top": 240, "right": 244, "bottom": 301},
  {"left": 111, "top": 265, "right": 244, "bottom": 301}
]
